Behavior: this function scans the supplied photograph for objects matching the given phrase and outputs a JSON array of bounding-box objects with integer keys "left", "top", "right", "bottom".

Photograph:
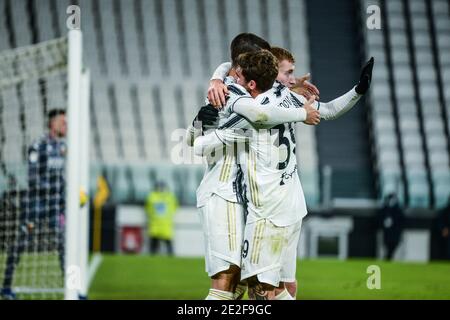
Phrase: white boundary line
[
  {"left": 87, "top": 253, "right": 103, "bottom": 290},
  {"left": 10, "top": 253, "right": 102, "bottom": 297},
  {"left": 13, "top": 288, "right": 64, "bottom": 294}
]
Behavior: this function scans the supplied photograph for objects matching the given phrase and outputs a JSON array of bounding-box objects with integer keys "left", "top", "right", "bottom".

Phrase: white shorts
[
  {"left": 241, "top": 218, "right": 302, "bottom": 287},
  {"left": 198, "top": 194, "right": 245, "bottom": 277}
]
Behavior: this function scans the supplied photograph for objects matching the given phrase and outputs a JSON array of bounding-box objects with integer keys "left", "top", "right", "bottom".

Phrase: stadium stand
[
  {"left": 307, "top": 0, "right": 376, "bottom": 201},
  {"left": 3, "top": 0, "right": 448, "bottom": 209},
  {"left": 0, "top": 0, "right": 319, "bottom": 206},
  {"left": 361, "top": 0, "right": 450, "bottom": 208}
]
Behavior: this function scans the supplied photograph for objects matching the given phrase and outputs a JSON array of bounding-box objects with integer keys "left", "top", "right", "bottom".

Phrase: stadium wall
[{"left": 87, "top": 205, "right": 445, "bottom": 261}]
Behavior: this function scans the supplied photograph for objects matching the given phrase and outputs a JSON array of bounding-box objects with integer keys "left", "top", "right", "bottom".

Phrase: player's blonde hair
[{"left": 270, "top": 47, "right": 295, "bottom": 64}]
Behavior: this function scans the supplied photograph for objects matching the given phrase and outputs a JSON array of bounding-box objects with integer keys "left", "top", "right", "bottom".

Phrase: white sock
[
  {"left": 274, "top": 288, "right": 295, "bottom": 300},
  {"left": 234, "top": 282, "right": 247, "bottom": 300},
  {"left": 205, "top": 289, "right": 234, "bottom": 300}
]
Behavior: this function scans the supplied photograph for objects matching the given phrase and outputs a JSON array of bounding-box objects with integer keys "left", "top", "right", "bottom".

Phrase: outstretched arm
[
  {"left": 297, "top": 57, "right": 374, "bottom": 121},
  {"left": 314, "top": 86, "right": 362, "bottom": 121},
  {"left": 232, "top": 97, "right": 306, "bottom": 126},
  {"left": 193, "top": 128, "right": 247, "bottom": 157}
]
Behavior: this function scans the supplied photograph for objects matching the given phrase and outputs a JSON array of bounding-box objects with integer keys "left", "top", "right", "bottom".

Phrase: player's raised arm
[
  {"left": 309, "top": 86, "right": 362, "bottom": 121},
  {"left": 207, "top": 62, "right": 232, "bottom": 107},
  {"left": 195, "top": 94, "right": 320, "bottom": 157},
  {"left": 211, "top": 62, "right": 232, "bottom": 81},
  {"left": 299, "top": 57, "right": 374, "bottom": 121},
  {"left": 232, "top": 94, "right": 320, "bottom": 127}
]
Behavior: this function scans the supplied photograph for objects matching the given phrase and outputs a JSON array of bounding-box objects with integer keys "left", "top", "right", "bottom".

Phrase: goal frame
[{"left": 64, "top": 29, "right": 90, "bottom": 300}]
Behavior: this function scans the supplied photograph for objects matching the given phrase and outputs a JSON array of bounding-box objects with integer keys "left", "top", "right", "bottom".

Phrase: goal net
[{"left": 0, "top": 32, "right": 88, "bottom": 300}]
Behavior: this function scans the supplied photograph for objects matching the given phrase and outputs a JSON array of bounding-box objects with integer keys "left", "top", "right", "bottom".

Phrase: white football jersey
[
  {"left": 196, "top": 80, "right": 251, "bottom": 207},
  {"left": 215, "top": 82, "right": 308, "bottom": 226}
]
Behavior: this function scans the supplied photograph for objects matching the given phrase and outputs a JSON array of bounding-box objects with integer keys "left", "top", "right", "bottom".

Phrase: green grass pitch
[{"left": 88, "top": 255, "right": 450, "bottom": 300}]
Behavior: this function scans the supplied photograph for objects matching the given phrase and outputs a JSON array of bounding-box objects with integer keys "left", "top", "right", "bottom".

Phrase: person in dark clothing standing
[
  {"left": 1, "top": 109, "right": 67, "bottom": 300},
  {"left": 379, "top": 193, "right": 405, "bottom": 260}
]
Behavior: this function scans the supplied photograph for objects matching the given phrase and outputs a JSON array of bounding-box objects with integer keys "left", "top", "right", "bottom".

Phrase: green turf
[
  {"left": 88, "top": 255, "right": 450, "bottom": 300},
  {"left": 0, "top": 252, "right": 64, "bottom": 300}
]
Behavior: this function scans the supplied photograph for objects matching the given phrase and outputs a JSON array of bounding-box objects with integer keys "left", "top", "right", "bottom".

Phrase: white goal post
[
  {"left": 0, "top": 30, "right": 90, "bottom": 300},
  {"left": 65, "top": 29, "right": 90, "bottom": 300}
]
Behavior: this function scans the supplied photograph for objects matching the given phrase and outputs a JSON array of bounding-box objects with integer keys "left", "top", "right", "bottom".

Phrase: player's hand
[
  {"left": 443, "top": 227, "right": 449, "bottom": 238},
  {"left": 355, "top": 57, "right": 374, "bottom": 94},
  {"left": 303, "top": 95, "right": 320, "bottom": 125},
  {"left": 291, "top": 73, "right": 320, "bottom": 101},
  {"left": 207, "top": 79, "right": 228, "bottom": 108},
  {"left": 194, "top": 104, "right": 219, "bottom": 127}
]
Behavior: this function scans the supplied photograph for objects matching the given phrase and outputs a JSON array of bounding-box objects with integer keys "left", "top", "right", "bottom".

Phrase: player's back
[
  {"left": 196, "top": 81, "right": 251, "bottom": 208},
  {"left": 240, "top": 82, "right": 307, "bottom": 227}
]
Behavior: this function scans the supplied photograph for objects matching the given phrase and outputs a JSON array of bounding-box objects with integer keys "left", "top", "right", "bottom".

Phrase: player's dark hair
[
  {"left": 236, "top": 50, "right": 279, "bottom": 93},
  {"left": 230, "top": 33, "right": 271, "bottom": 67},
  {"left": 48, "top": 109, "right": 66, "bottom": 127}
]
